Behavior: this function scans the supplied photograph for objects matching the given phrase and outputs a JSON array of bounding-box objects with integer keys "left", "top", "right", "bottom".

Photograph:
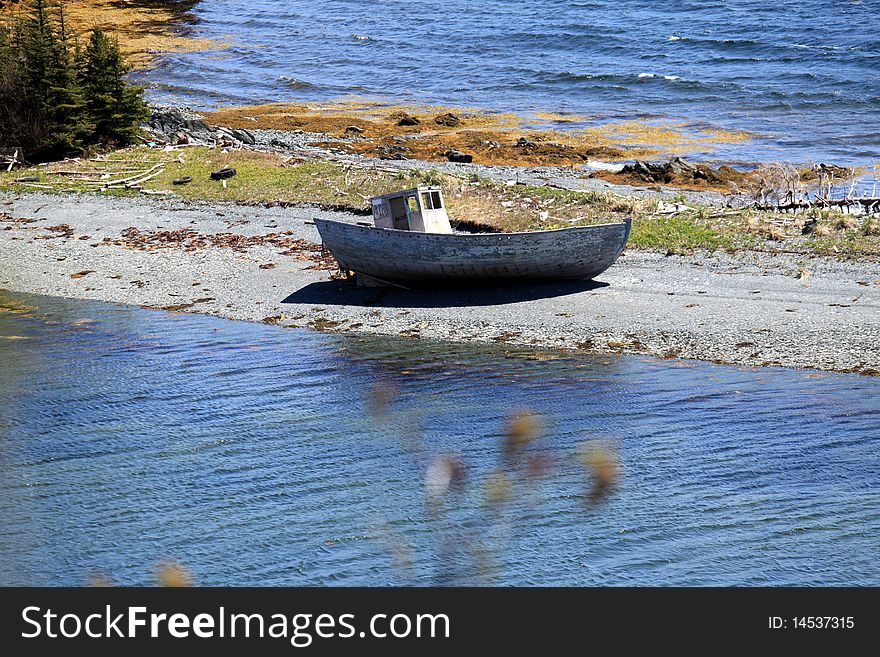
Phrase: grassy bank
[{"left": 2, "top": 145, "right": 878, "bottom": 259}]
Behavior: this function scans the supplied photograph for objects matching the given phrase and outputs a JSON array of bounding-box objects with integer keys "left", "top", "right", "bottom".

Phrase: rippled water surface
[
  {"left": 141, "top": 0, "right": 880, "bottom": 165},
  {"left": 1, "top": 291, "right": 878, "bottom": 586}
]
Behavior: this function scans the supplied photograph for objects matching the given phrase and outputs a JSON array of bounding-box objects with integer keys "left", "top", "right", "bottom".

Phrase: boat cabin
[{"left": 371, "top": 186, "right": 453, "bottom": 234}]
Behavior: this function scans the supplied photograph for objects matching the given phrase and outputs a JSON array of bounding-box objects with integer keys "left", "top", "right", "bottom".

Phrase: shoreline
[
  {"left": 9, "top": 103, "right": 874, "bottom": 224},
  {"left": 6, "top": 1, "right": 873, "bottom": 176},
  {"left": 2, "top": 191, "right": 878, "bottom": 376}
]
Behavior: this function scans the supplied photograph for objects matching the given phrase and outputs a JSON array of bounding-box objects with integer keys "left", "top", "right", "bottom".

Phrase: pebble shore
[{"left": 2, "top": 192, "right": 878, "bottom": 375}]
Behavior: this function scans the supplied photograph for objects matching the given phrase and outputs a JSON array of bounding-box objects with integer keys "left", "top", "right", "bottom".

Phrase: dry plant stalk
[{"left": 749, "top": 163, "right": 801, "bottom": 206}]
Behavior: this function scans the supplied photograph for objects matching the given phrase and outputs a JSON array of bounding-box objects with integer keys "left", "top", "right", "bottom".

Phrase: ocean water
[
  {"left": 140, "top": 0, "right": 880, "bottom": 166},
  {"left": 1, "top": 291, "right": 878, "bottom": 586}
]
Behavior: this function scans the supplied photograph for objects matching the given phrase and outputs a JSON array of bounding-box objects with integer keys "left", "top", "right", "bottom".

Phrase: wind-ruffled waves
[{"left": 136, "top": 0, "right": 880, "bottom": 165}]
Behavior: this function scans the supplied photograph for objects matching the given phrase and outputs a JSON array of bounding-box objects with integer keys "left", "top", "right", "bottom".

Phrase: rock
[
  {"left": 691, "top": 164, "right": 723, "bottom": 184},
  {"left": 444, "top": 149, "right": 473, "bottom": 163},
  {"left": 665, "top": 156, "right": 695, "bottom": 175},
  {"left": 231, "top": 128, "right": 256, "bottom": 145},
  {"left": 343, "top": 125, "right": 365, "bottom": 137},
  {"left": 620, "top": 160, "right": 670, "bottom": 182},
  {"left": 434, "top": 112, "right": 461, "bottom": 127},
  {"left": 145, "top": 109, "right": 215, "bottom": 144},
  {"left": 375, "top": 143, "right": 410, "bottom": 155},
  {"left": 620, "top": 157, "right": 728, "bottom": 185},
  {"left": 632, "top": 161, "right": 661, "bottom": 176},
  {"left": 172, "top": 176, "right": 193, "bottom": 185},
  {"left": 515, "top": 137, "right": 538, "bottom": 149},
  {"left": 143, "top": 108, "right": 256, "bottom": 146},
  {"left": 210, "top": 168, "right": 236, "bottom": 181},
  {"left": 814, "top": 163, "right": 852, "bottom": 178},
  {"left": 396, "top": 113, "right": 421, "bottom": 126}
]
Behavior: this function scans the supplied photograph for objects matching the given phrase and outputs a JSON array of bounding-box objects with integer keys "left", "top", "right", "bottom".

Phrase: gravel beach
[{"left": 2, "top": 191, "right": 878, "bottom": 375}]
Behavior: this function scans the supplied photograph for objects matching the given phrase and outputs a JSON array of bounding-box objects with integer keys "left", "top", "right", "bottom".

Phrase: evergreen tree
[
  {"left": 0, "top": 0, "right": 147, "bottom": 159},
  {"left": 34, "top": 1, "right": 90, "bottom": 153},
  {"left": 0, "top": 22, "right": 33, "bottom": 149},
  {"left": 0, "top": 1, "right": 57, "bottom": 155},
  {"left": 79, "top": 27, "right": 148, "bottom": 145}
]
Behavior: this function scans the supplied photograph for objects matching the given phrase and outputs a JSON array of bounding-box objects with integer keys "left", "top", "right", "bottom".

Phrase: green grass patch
[
  {"left": 1, "top": 145, "right": 878, "bottom": 260},
  {"left": 805, "top": 233, "right": 880, "bottom": 258},
  {"left": 629, "top": 213, "right": 744, "bottom": 253}
]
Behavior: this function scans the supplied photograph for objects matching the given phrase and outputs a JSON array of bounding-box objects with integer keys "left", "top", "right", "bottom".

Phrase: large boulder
[{"left": 230, "top": 128, "right": 256, "bottom": 145}]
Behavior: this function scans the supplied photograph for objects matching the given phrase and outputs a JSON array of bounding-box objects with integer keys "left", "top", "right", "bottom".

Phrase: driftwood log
[
  {"left": 756, "top": 197, "right": 880, "bottom": 215},
  {"left": 0, "top": 147, "right": 24, "bottom": 172}
]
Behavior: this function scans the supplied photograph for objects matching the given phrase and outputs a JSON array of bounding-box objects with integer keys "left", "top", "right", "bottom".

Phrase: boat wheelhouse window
[
  {"left": 421, "top": 191, "right": 443, "bottom": 210},
  {"left": 406, "top": 196, "right": 418, "bottom": 213}
]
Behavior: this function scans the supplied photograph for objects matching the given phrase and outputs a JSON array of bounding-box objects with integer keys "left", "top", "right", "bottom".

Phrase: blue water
[
  {"left": 1, "top": 291, "right": 878, "bottom": 586},
  {"left": 141, "top": 0, "right": 880, "bottom": 165}
]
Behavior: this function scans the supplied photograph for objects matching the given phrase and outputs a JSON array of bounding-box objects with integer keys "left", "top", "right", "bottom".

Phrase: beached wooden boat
[{"left": 315, "top": 186, "right": 631, "bottom": 286}]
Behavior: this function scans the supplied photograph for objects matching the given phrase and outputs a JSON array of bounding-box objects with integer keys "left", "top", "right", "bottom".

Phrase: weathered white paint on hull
[{"left": 315, "top": 218, "right": 631, "bottom": 283}]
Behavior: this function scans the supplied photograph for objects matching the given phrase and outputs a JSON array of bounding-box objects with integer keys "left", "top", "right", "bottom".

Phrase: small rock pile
[
  {"left": 618, "top": 157, "right": 739, "bottom": 186},
  {"left": 143, "top": 108, "right": 256, "bottom": 147},
  {"left": 434, "top": 112, "right": 461, "bottom": 127}
]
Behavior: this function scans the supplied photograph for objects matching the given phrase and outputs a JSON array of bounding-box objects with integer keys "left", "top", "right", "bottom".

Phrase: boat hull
[{"left": 314, "top": 218, "right": 631, "bottom": 284}]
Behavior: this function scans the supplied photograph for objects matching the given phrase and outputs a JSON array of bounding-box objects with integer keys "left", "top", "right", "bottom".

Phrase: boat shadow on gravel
[{"left": 281, "top": 279, "right": 609, "bottom": 308}]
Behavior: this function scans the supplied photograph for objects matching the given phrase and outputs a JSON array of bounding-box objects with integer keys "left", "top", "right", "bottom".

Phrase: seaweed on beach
[
  {"left": 0, "top": 212, "right": 39, "bottom": 230},
  {"left": 99, "top": 226, "right": 338, "bottom": 270},
  {"left": 35, "top": 224, "right": 75, "bottom": 238}
]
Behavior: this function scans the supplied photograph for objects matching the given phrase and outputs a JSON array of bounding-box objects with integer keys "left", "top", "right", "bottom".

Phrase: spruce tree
[
  {"left": 0, "top": 23, "right": 32, "bottom": 149},
  {"left": 0, "top": 0, "right": 57, "bottom": 155},
  {"left": 1, "top": 0, "right": 88, "bottom": 157},
  {"left": 42, "top": 2, "right": 90, "bottom": 153},
  {"left": 0, "top": 0, "right": 147, "bottom": 159},
  {"left": 79, "top": 27, "right": 148, "bottom": 145}
]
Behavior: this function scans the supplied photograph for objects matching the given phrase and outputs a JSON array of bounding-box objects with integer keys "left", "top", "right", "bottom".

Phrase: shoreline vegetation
[
  {"left": 0, "top": 0, "right": 875, "bottom": 259},
  {"left": 3, "top": 136, "right": 878, "bottom": 260},
  {"left": 204, "top": 100, "right": 758, "bottom": 170}
]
